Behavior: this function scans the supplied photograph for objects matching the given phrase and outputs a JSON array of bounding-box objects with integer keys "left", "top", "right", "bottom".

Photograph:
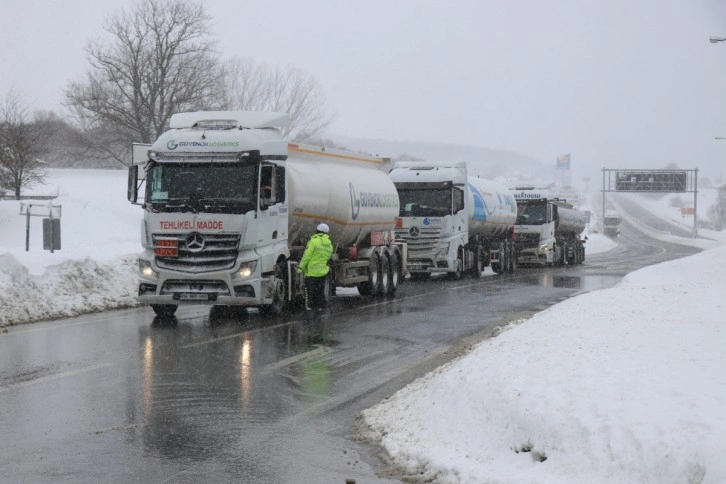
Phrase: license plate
[{"left": 177, "top": 293, "right": 209, "bottom": 301}]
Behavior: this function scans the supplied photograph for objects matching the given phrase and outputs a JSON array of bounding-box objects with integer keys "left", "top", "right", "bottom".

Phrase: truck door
[{"left": 257, "top": 163, "right": 287, "bottom": 252}]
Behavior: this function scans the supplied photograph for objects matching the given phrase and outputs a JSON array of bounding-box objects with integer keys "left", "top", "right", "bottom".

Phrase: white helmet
[{"left": 316, "top": 223, "right": 330, "bottom": 233}]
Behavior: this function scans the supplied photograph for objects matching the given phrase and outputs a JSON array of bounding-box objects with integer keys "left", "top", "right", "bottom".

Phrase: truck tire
[
  {"left": 492, "top": 242, "right": 505, "bottom": 274},
  {"left": 387, "top": 251, "right": 400, "bottom": 295},
  {"left": 377, "top": 253, "right": 390, "bottom": 295},
  {"left": 151, "top": 304, "right": 177, "bottom": 317},
  {"left": 469, "top": 245, "right": 483, "bottom": 278},
  {"left": 357, "top": 253, "right": 380, "bottom": 296},
  {"left": 507, "top": 241, "right": 516, "bottom": 273},
  {"left": 559, "top": 243, "right": 568, "bottom": 266},
  {"left": 258, "top": 277, "right": 287, "bottom": 316},
  {"left": 447, "top": 249, "right": 463, "bottom": 280}
]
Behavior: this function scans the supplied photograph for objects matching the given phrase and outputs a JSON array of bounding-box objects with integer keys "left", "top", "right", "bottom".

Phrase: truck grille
[
  {"left": 395, "top": 226, "right": 441, "bottom": 258},
  {"left": 153, "top": 233, "right": 241, "bottom": 273},
  {"left": 514, "top": 232, "right": 540, "bottom": 249}
]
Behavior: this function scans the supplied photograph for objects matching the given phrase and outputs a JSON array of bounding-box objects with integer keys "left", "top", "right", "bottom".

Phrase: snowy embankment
[
  {"left": 0, "top": 169, "right": 141, "bottom": 327},
  {"left": 360, "top": 233, "right": 726, "bottom": 482}
]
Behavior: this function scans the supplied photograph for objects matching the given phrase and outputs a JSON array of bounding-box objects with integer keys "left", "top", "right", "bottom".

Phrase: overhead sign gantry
[{"left": 601, "top": 168, "right": 699, "bottom": 236}]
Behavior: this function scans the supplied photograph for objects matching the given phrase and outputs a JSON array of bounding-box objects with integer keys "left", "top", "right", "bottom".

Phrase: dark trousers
[{"left": 304, "top": 275, "right": 328, "bottom": 310}]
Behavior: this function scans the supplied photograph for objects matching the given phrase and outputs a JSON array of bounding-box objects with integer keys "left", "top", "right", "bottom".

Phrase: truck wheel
[
  {"left": 469, "top": 246, "right": 483, "bottom": 278},
  {"left": 323, "top": 272, "right": 333, "bottom": 303},
  {"left": 151, "top": 304, "right": 177, "bottom": 317},
  {"left": 560, "top": 243, "right": 568, "bottom": 266},
  {"left": 259, "top": 277, "right": 286, "bottom": 316},
  {"left": 447, "top": 251, "right": 463, "bottom": 280},
  {"left": 357, "top": 253, "right": 380, "bottom": 296},
  {"left": 387, "top": 251, "right": 400, "bottom": 295},
  {"left": 377, "top": 253, "right": 390, "bottom": 295},
  {"left": 493, "top": 242, "right": 505, "bottom": 274},
  {"left": 507, "top": 241, "right": 517, "bottom": 273}
]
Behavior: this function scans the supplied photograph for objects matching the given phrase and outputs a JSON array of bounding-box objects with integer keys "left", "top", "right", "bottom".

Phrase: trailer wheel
[
  {"left": 357, "top": 253, "right": 380, "bottom": 296},
  {"left": 469, "top": 245, "right": 483, "bottom": 278},
  {"left": 507, "top": 241, "right": 517, "bottom": 273},
  {"left": 377, "top": 253, "right": 390, "bottom": 295},
  {"left": 151, "top": 304, "right": 177, "bottom": 317},
  {"left": 387, "top": 251, "right": 400, "bottom": 295},
  {"left": 492, "top": 242, "right": 505, "bottom": 274}
]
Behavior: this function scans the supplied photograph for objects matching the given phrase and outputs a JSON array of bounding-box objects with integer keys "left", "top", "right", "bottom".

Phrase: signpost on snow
[{"left": 19, "top": 201, "right": 62, "bottom": 252}]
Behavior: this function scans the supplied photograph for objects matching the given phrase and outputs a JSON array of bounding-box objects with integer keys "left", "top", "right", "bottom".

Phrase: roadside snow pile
[
  {"left": 0, "top": 253, "right": 139, "bottom": 327},
  {"left": 360, "top": 243, "right": 726, "bottom": 484}
]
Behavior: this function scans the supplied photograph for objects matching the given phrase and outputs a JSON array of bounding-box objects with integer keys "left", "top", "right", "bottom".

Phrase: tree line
[{"left": 1, "top": 0, "right": 332, "bottom": 199}]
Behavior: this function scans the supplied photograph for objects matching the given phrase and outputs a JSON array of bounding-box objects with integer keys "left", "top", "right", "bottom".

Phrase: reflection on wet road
[{"left": 0, "top": 221, "right": 700, "bottom": 483}]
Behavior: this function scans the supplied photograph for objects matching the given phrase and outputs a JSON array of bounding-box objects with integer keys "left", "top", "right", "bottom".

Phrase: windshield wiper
[{"left": 151, "top": 198, "right": 198, "bottom": 213}]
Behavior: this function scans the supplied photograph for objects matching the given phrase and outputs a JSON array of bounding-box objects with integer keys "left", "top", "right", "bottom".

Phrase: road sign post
[{"left": 19, "top": 201, "right": 62, "bottom": 252}]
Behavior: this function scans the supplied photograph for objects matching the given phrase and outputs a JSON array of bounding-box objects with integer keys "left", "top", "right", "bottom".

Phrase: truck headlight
[
  {"left": 437, "top": 243, "right": 450, "bottom": 256},
  {"left": 138, "top": 259, "right": 157, "bottom": 278},
  {"left": 238, "top": 261, "right": 258, "bottom": 278}
]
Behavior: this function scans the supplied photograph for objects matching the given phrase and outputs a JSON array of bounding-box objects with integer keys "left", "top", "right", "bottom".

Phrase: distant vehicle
[
  {"left": 603, "top": 210, "right": 622, "bottom": 238},
  {"left": 389, "top": 161, "right": 517, "bottom": 280},
  {"left": 511, "top": 187, "right": 587, "bottom": 266}
]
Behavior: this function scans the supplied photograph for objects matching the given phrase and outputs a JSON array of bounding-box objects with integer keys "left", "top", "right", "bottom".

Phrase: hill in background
[{"left": 332, "top": 135, "right": 553, "bottom": 182}]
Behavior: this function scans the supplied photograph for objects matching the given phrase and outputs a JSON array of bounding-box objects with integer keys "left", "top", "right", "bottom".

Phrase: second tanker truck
[
  {"left": 388, "top": 161, "right": 517, "bottom": 279},
  {"left": 511, "top": 186, "right": 587, "bottom": 266},
  {"left": 127, "top": 111, "right": 408, "bottom": 317}
]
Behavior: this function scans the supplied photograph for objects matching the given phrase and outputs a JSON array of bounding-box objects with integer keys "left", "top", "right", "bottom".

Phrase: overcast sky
[{"left": 2, "top": 0, "right": 726, "bottom": 182}]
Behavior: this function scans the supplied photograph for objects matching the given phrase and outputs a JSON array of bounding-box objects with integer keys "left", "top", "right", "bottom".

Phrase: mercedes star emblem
[
  {"left": 185, "top": 232, "right": 205, "bottom": 252},
  {"left": 408, "top": 226, "right": 421, "bottom": 237}
]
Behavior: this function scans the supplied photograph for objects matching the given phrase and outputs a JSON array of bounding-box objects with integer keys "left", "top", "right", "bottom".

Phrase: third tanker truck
[
  {"left": 127, "top": 111, "right": 407, "bottom": 317},
  {"left": 511, "top": 186, "right": 586, "bottom": 266},
  {"left": 388, "top": 161, "right": 517, "bottom": 280}
]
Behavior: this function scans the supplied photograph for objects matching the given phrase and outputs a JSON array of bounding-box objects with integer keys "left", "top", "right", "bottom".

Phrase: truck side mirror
[{"left": 128, "top": 165, "right": 138, "bottom": 203}]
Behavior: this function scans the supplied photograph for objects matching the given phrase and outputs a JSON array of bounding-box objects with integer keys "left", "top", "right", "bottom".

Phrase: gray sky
[{"left": 2, "top": 0, "right": 726, "bottom": 183}]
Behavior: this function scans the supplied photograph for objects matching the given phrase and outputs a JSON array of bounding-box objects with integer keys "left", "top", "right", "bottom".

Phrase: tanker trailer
[
  {"left": 390, "top": 161, "right": 517, "bottom": 280},
  {"left": 127, "top": 111, "right": 407, "bottom": 318},
  {"left": 512, "top": 187, "right": 586, "bottom": 266}
]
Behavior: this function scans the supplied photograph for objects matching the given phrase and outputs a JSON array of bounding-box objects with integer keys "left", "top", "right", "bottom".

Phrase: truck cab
[{"left": 389, "top": 162, "right": 468, "bottom": 279}]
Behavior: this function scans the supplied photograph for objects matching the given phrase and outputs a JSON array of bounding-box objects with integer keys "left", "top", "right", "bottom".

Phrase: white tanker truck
[
  {"left": 127, "top": 111, "right": 408, "bottom": 317},
  {"left": 511, "top": 187, "right": 586, "bottom": 266},
  {"left": 388, "top": 161, "right": 517, "bottom": 279}
]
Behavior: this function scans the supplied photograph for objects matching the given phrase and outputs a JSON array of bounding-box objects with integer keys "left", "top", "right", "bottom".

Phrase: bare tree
[
  {"left": 65, "top": 0, "right": 223, "bottom": 166},
  {"left": 221, "top": 57, "right": 333, "bottom": 141},
  {"left": 0, "top": 90, "right": 50, "bottom": 199}
]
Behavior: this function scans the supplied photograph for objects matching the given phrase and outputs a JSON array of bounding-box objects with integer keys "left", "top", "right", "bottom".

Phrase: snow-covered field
[
  {"left": 0, "top": 169, "right": 140, "bottom": 325},
  {"left": 360, "top": 197, "right": 726, "bottom": 483},
  {"left": 2, "top": 170, "right": 726, "bottom": 483}
]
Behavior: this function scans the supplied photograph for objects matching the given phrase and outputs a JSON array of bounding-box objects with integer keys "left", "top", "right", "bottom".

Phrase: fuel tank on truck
[
  {"left": 466, "top": 177, "right": 517, "bottom": 242},
  {"left": 554, "top": 203, "right": 586, "bottom": 236},
  {"left": 286, "top": 144, "right": 400, "bottom": 247}
]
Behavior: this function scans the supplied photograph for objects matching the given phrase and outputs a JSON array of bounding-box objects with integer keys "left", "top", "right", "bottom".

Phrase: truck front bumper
[{"left": 137, "top": 270, "right": 265, "bottom": 306}]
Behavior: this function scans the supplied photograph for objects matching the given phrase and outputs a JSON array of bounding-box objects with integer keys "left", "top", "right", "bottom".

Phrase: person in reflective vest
[{"left": 298, "top": 223, "right": 333, "bottom": 314}]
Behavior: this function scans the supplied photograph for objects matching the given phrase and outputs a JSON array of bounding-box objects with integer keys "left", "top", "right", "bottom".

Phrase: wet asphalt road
[{"left": 0, "top": 215, "right": 700, "bottom": 483}]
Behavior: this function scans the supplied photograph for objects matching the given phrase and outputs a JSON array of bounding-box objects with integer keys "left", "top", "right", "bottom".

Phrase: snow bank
[{"left": 360, "top": 243, "right": 726, "bottom": 483}]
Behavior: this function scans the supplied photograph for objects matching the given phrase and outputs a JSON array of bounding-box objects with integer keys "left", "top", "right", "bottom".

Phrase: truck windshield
[
  {"left": 516, "top": 202, "right": 547, "bottom": 225},
  {"left": 604, "top": 217, "right": 621, "bottom": 224},
  {"left": 146, "top": 162, "right": 257, "bottom": 214},
  {"left": 397, "top": 188, "right": 452, "bottom": 217}
]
